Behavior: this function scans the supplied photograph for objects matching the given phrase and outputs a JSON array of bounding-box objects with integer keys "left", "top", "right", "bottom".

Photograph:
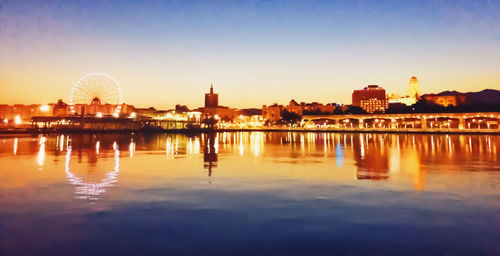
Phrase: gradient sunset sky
[{"left": 0, "top": 0, "right": 499, "bottom": 109}]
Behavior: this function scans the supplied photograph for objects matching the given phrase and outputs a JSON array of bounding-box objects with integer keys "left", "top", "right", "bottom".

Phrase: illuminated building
[
  {"left": 422, "top": 95, "right": 460, "bottom": 107},
  {"left": 409, "top": 76, "right": 420, "bottom": 99},
  {"left": 262, "top": 104, "right": 283, "bottom": 121},
  {"left": 198, "top": 84, "right": 237, "bottom": 121},
  {"left": 135, "top": 107, "right": 158, "bottom": 118},
  {"left": 263, "top": 100, "right": 336, "bottom": 121},
  {"left": 285, "top": 99, "right": 303, "bottom": 116},
  {"left": 352, "top": 85, "right": 388, "bottom": 113},
  {"left": 52, "top": 99, "right": 68, "bottom": 116},
  {"left": 301, "top": 102, "right": 336, "bottom": 114},
  {"left": 387, "top": 76, "right": 421, "bottom": 106}
]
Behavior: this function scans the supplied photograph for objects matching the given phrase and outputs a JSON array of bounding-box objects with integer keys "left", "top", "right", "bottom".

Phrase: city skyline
[{"left": 1, "top": 0, "right": 499, "bottom": 109}]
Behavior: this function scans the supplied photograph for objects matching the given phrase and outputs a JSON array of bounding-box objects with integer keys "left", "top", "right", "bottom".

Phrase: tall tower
[
  {"left": 204, "top": 84, "right": 219, "bottom": 108},
  {"left": 409, "top": 76, "right": 420, "bottom": 99}
]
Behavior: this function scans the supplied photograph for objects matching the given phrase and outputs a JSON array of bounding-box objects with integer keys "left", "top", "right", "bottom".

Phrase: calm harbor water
[{"left": 0, "top": 132, "right": 499, "bottom": 255}]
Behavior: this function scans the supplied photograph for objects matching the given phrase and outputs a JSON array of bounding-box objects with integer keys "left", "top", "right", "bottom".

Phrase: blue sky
[{"left": 0, "top": 0, "right": 499, "bottom": 108}]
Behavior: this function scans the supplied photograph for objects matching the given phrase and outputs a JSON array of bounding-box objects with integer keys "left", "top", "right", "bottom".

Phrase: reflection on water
[
  {"left": 203, "top": 133, "right": 218, "bottom": 176},
  {"left": 1, "top": 132, "right": 499, "bottom": 192},
  {"left": 36, "top": 136, "right": 46, "bottom": 169},
  {"left": 2, "top": 132, "right": 499, "bottom": 185},
  {"left": 64, "top": 141, "right": 120, "bottom": 201},
  {"left": 0, "top": 132, "right": 499, "bottom": 255}
]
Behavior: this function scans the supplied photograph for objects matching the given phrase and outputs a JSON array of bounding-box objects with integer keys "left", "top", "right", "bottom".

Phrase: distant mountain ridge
[{"left": 431, "top": 89, "right": 500, "bottom": 105}]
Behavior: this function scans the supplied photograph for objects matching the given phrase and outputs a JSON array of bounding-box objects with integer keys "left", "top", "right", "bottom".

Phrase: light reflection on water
[{"left": 0, "top": 132, "right": 499, "bottom": 255}]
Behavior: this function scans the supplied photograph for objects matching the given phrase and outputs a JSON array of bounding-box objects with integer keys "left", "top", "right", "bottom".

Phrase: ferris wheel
[{"left": 69, "top": 73, "right": 123, "bottom": 113}]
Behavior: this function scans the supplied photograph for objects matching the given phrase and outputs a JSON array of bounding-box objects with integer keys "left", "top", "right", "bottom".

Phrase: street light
[
  {"left": 14, "top": 115, "right": 21, "bottom": 125},
  {"left": 40, "top": 104, "right": 49, "bottom": 112}
]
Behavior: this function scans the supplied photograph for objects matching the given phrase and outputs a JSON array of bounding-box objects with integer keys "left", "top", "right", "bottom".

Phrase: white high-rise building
[
  {"left": 388, "top": 76, "right": 421, "bottom": 106},
  {"left": 409, "top": 76, "right": 420, "bottom": 99}
]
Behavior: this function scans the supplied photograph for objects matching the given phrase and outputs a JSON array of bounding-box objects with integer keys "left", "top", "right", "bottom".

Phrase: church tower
[{"left": 205, "top": 84, "right": 219, "bottom": 108}]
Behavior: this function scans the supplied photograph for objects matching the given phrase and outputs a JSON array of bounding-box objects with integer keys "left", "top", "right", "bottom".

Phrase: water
[{"left": 0, "top": 132, "right": 499, "bottom": 255}]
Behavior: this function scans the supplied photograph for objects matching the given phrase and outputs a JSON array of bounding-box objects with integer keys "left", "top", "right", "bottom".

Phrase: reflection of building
[
  {"left": 352, "top": 134, "right": 390, "bottom": 180},
  {"left": 203, "top": 133, "right": 218, "bottom": 176},
  {"left": 352, "top": 85, "right": 388, "bottom": 113}
]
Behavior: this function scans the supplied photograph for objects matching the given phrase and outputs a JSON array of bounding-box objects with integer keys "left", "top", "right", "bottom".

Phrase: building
[
  {"left": 263, "top": 100, "right": 336, "bottom": 121},
  {"left": 409, "top": 76, "right": 420, "bottom": 99},
  {"left": 422, "top": 95, "right": 460, "bottom": 107},
  {"left": 262, "top": 104, "right": 283, "bottom": 121},
  {"left": 301, "top": 102, "right": 336, "bottom": 114},
  {"left": 135, "top": 107, "right": 158, "bottom": 118},
  {"left": 388, "top": 76, "right": 421, "bottom": 106},
  {"left": 205, "top": 84, "right": 219, "bottom": 108},
  {"left": 52, "top": 99, "right": 68, "bottom": 116},
  {"left": 352, "top": 85, "right": 389, "bottom": 113},
  {"left": 388, "top": 93, "right": 417, "bottom": 106},
  {"left": 285, "top": 99, "right": 303, "bottom": 116},
  {"left": 198, "top": 84, "right": 238, "bottom": 121}
]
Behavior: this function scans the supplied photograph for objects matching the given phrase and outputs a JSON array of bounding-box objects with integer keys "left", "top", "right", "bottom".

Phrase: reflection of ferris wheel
[
  {"left": 65, "top": 145, "right": 120, "bottom": 201},
  {"left": 69, "top": 73, "right": 123, "bottom": 112}
]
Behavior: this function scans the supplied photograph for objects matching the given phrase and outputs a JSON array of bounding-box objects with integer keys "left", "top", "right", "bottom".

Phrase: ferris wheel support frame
[{"left": 69, "top": 72, "right": 124, "bottom": 114}]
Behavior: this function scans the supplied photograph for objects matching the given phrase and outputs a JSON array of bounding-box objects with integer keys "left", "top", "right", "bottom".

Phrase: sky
[{"left": 0, "top": 0, "right": 499, "bottom": 109}]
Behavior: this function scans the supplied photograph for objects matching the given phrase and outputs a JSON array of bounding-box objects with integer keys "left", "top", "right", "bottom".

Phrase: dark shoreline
[{"left": 1, "top": 128, "right": 499, "bottom": 136}]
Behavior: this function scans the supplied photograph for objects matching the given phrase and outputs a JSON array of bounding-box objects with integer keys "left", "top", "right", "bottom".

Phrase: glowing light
[
  {"left": 39, "top": 104, "right": 50, "bottom": 112},
  {"left": 59, "top": 135, "right": 65, "bottom": 151},
  {"left": 13, "top": 138, "right": 18, "bottom": 155},
  {"left": 214, "top": 115, "right": 220, "bottom": 120},
  {"left": 3, "top": 119, "right": 7, "bottom": 124},
  {"left": 96, "top": 112, "right": 103, "bottom": 118},
  {"left": 96, "top": 141, "right": 100, "bottom": 154},
  {"left": 129, "top": 140, "right": 135, "bottom": 158},
  {"left": 37, "top": 136, "right": 46, "bottom": 168},
  {"left": 14, "top": 115, "right": 21, "bottom": 125},
  {"left": 194, "top": 137, "right": 200, "bottom": 154},
  {"left": 165, "top": 137, "right": 177, "bottom": 156},
  {"left": 112, "top": 112, "right": 119, "bottom": 118},
  {"left": 239, "top": 139, "right": 244, "bottom": 156},
  {"left": 113, "top": 141, "right": 118, "bottom": 150},
  {"left": 335, "top": 143, "right": 343, "bottom": 167},
  {"left": 129, "top": 112, "right": 137, "bottom": 118}
]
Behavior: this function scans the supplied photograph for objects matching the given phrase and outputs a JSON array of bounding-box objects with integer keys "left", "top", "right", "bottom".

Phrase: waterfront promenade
[{"left": 0, "top": 112, "right": 499, "bottom": 135}]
